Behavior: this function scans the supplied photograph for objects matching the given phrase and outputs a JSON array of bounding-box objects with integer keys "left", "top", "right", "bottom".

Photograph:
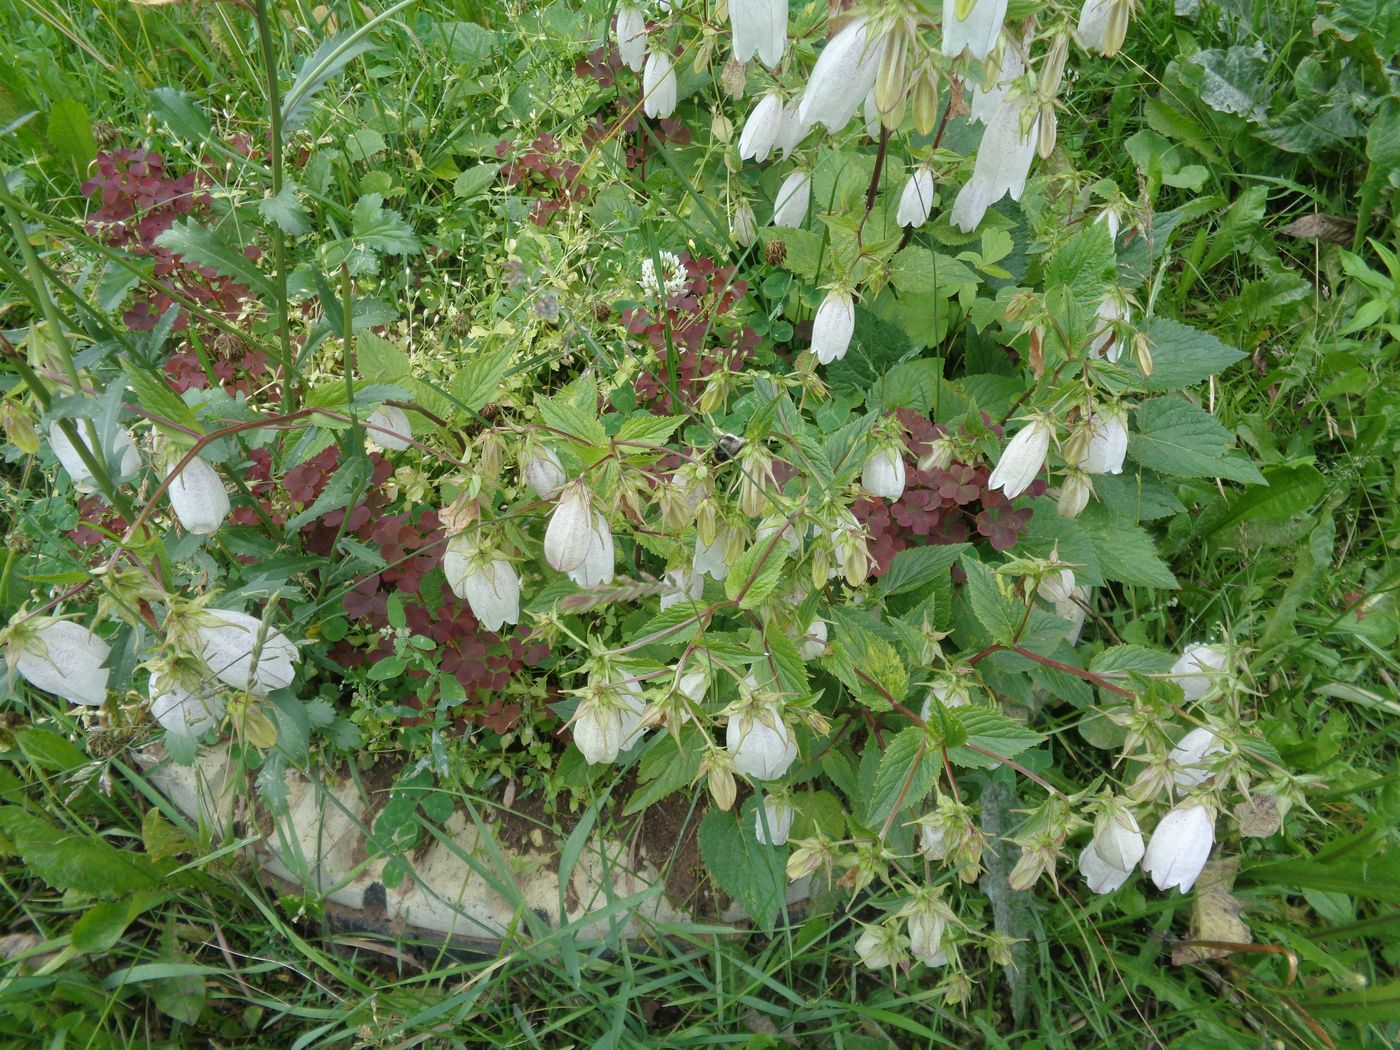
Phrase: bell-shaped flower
[
  {"left": 150, "top": 671, "right": 226, "bottom": 738},
  {"left": 1091, "top": 292, "right": 1130, "bottom": 362},
  {"left": 195, "top": 609, "right": 298, "bottom": 695},
  {"left": 738, "top": 92, "right": 784, "bottom": 162},
  {"left": 1143, "top": 804, "right": 1215, "bottom": 893},
  {"left": 862, "top": 446, "right": 907, "bottom": 500},
  {"left": 522, "top": 445, "right": 566, "bottom": 498},
  {"left": 1081, "top": 411, "right": 1128, "bottom": 475},
  {"left": 796, "top": 618, "right": 827, "bottom": 660},
  {"left": 660, "top": 567, "right": 704, "bottom": 610},
  {"left": 941, "top": 0, "right": 1009, "bottom": 59},
  {"left": 896, "top": 166, "right": 936, "bottom": 228},
  {"left": 6, "top": 617, "right": 110, "bottom": 706},
  {"left": 615, "top": 3, "right": 648, "bottom": 72},
  {"left": 862, "top": 88, "right": 881, "bottom": 138},
  {"left": 1170, "top": 643, "right": 1228, "bottom": 703},
  {"left": 727, "top": 701, "right": 798, "bottom": 780},
  {"left": 365, "top": 405, "right": 412, "bottom": 451},
  {"left": 1057, "top": 471, "right": 1092, "bottom": 519},
  {"left": 812, "top": 290, "right": 855, "bottom": 364},
  {"left": 568, "top": 514, "right": 616, "bottom": 588},
  {"left": 573, "top": 679, "right": 647, "bottom": 765},
  {"left": 1169, "top": 727, "right": 1224, "bottom": 788},
  {"left": 970, "top": 42, "right": 1023, "bottom": 123},
  {"left": 950, "top": 93, "right": 1038, "bottom": 232},
  {"left": 754, "top": 796, "right": 794, "bottom": 845},
  {"left": 920, "top": 678, "right": 970, "bottom": 719},
  {"left": 797, "top": 17, "right": 885, "bottom": 133},
  {"left": 732, "top": 200, "right": 758, "bottom": 246},
  {"left": 694, "top": 531, "right": 731, "bottom": 580},
  {"left": 920, "top": 822, "right": 948, "bottom": 860},
  {"left": 1077, "top": 0, "right": 1128, "bottom": 56},
  {"left": 166, "top": 454, "right": 231, "bottom": 535},
  {"left": 1079, "top": 841, "right": 1133, "bottom": 894},
  {"left": 443, "top": 537, "right": 521, "bottom": 631},
  {"left": 907, "top": 909, "right": 948, "bottom": 967},
  {"left": 730, "top": 0, "right": 787, "bottom": 68},
  {"left": 544, "top": 480, "right": 595, "bottom": 572},
  {"left": 1092, "top": 807, "right": 1146, "bottom": 872},
  {"left": 642, "top": 50, "right": 676, "bottom": 119},
  {"left": 49, "top": 420, "right": 141, "bottom": 494},
  {"left": 771, "top": 170, "right": 810, "bottom": 228},
  {"left": 987, "top": 418, "right": 1051, "bottom": 499},
  {"left": 1037, "top": 568, "right": 1076, "bottom": 607},
  {"left": 772, "top": 101, "right": 811, "bottom": 158},
  {"left": 854, "top": 924, "right": 907, "bottom": 971}
]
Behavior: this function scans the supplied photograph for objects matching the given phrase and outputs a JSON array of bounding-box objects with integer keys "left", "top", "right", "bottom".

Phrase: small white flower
[
  {"left": 640, "top": 250, "right": 689, "bottom": 300},
  {"left": 1169, "top": 727, "right": 1224, "bottom": 788},
  {"left": 573, "top": 679, "right": 648, "bottom": 765},
  {"left": 1081, "top": 411, "right": 1128, "bottom": 475},
  {"left": 738, "top": 92, "right": 784, "bottom": 162},
  {"left": 812, "top": 290, "right": 855, "bottom": 364},
  {"left": 8, "top": 618, "right": 110, "bottom": 707},
  {"left": 862, "top": 88, "right": 881, "bottom": 138},
  {"left": 1170, "top": 643, "right": 1228, "bottom": 703},
  {"left": 755, "top": 516, "right": 799, "bottom": 554},
  {"left": 1143, "top": 804, "right": 1215, "bottom": 893},
  {"left": 907, "top": 910, "right": 947, "bottom": 966},
  {"left": 754, "top": 796, "right": 794, "bottom": 845},
  {"left": 729, "top": 0, "right": 787, "bottom": 68},
  {"left": 862, "top": 446, "right": 907, "bottom": 500},
  {"left": 150, "top": 672, "right": 226, "bottom": 738},
  {"left": 615, "top": 3, "right": 648, "bottom": 72},
  {"left": 1037, "top": 568, "right": 1076, "bottom": 607},
  {"left": 522, "top": 446, "right": 566, "bottom": 498},
  {"left": 365, "top": 405, "right": 412, "bottom": 451},
  {"left": 896, "top": 167, "right": 936, "bottom": 228},
  {"left": 1077, "top": 0, "right": 1128, "bottom": 56},
  {"left": 1057, "top": 472, "right": 1092, "bottom": 519},
  {"left": 920, "top": 678, "right": 970, "bottom": 719},
  {"left": 854, "top": 925, "right": 905, "bottom": 970},
  {"left": 660, "top": 567, "right": 704, "bottom": 610},
  {"left": 642, "top": 50, "right": 677, "bottom": 119},
  {"left": 166, "top": 454, "right": 231, "bottom": 535},
  {"left": 49, "top": 420, "right": 141, "bottom": 493},
  {"left": 544, "top": 481, "right": 595, "bottom": 572},
  {"left": 941, "top": 0, "right": 1009, "bottom": 60},
  {"left": 771, "top": 170, "right": 811, "bottom": 227},
  {"left": 950, "top": 92, "right": 1038, "bottom": 232},
  {"left": 727, "top": 702, "right": 798, "bottom": 780},
  {"left": 772, "top": 100, "right": 811, "bottom": 158},
  {"left": 987, "top": 419, "right": 1051, "bottom": 499},
  {"left": 694, "top": 532, "right": 731, "bottom": 580},
  {"left": 731, "top": 200, "right": 758, "bottom": 246},
  {"left": 1079, "top": 841, "right": 1133, "bottom": 894},
  {"left": 568, "top": 514, "right": 616, "bottom": 588},
  {"left": 796, "top": 618, "right": 827, "bottom": 660},
  {"left": 1091, "top": 293, "right": 1130, "bottom": 363},
  {"left": 970, "top": 42, "right": 1023, "bottom": 124},
  {"left": 195, "top": 609, "right": 299, "bottom": 695},
  {"left": 443, "top": 538, "right": 521, "bottom": 631},
  {"left": 677, "top": 669, "right": 707, "bottom": 703},
  {"left": 797, "top": 17, "right": 885, "bottom": 133},
  {"left": 920, "top": 822, "right": 948, "bottom": 860},
  {"left": 1092, "top": 807, "right": 1146, "bottom": 872}
]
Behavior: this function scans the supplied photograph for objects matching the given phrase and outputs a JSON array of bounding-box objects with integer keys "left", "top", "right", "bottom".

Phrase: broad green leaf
[
  {"left": 960, "top": 556, "right": 1021, "bottom": 646},
  {"left": 0, "top": 807, "right": 164, "bottom": 898},
  {"left": 123, "top": 364, "right": 201, "bottom": 437},
  {"left": 449, "top": 345, "right": 515, "bottom": 415},
  {"left": 453, "top": 163, "right": 499, "bottom": 199},
  {"left": 615, "top": 414, "right": 685, "bottom": 447},
  {"left": 149, "top": 87, "right": 211, "bottom": 143},
  {"left": 1045, "top": 224, "right": 1116, "bottom": 310},
  {"left": 71, "top": 891, "right": 164, "bottom": 954},
  {"left": 281, "top": 19, "right": 388, "bottom": 134},
  {"left": 764, "top": 620, "right": 811, "bottom": 699},
  {"left": 351, "top": 193, "right": 420, "bottom": 258},
  {"left": 155, "top": 220, "right": 275, "bottom": 299},
  {"left": 258, "top": 182, "right": 311, "bottom": 236},
  {"left": 946, "top": 708, "right": 1044, "bottom": 770},
  {"left": 536, "top": 394, "right": 607, "bottom": 449},
  {"left": 1129, "top": 397, "right": 1265, "bottom": 484},
  {"left": 725, "top": 540, "right": 789, "bottom": 610},
  {"left": 698, "top": 810, "right": 786, "bottom": 931},
  {"left": 45, "top": 98, "right": 96, "bottom": 175},
  {"left": 864, "top": 727, "right": 938, "bottom": 827},
  {"left": 878, "top": 544, "right": 969, "bottom": 598},
  {"left": 625, "top": 732, "right": 702, "bottom": 816},
  {"left": 1075, "top": 505, "right": 1179, "bottom": 589},
  {"left": 1142, "top": 317, "right": 1247, "bottom": 391}
]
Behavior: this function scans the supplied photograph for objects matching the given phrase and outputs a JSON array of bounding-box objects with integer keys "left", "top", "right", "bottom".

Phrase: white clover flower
[
  {"left": 896, "top": 166, "right": 936, "bottom": 228},
  {"left": 797, "top": 17, "right": 885, "bottom": 133},
  {"left": 443, "top": 537, "right": 521, "bottom": 631},
  {"left": 862, "top": 446, "right": 907, "bottom": 500},
  {"left": 941, "top": 0, "right": 1009, "bottom": 60},
  {"left": 150, "top": 672, "right": 226, "bottom": 738},
  {"left": 754, "top": 796, "right": 794, "bottom": 845},
  {"left": 640, "top": 249, "right": 689, "bottom": 300},
  {"left": 195, "top": 609, "right": 299, "bottom": 695},
  {"left": 1081, "top": 411, "right": 1129, "bottom": 475},
  {"left": 521, "top": 445, "right": 566, "bottom": 498},
  {"left": 729, "top": 0, "right": 787, "bottom": 68},
  {"left": 660, "top": 567, "right": 704, "bottom": 610},
  {"left": 615, "top": 3, "right": 648, "bottom": 72},
  {"left": 49, "top": 420, "right": 141, "bottom": 494},
  {"left": 732, "top": 200, "right": 758, "bottom": 246},
  {"left": 727, "top": 701, "right": 798, "bottom": 780},
  {"left": 365, "top": 405, "right": 412, "bottom": 451},
  {"left": 1170, "top": 643, "right": 1229, "bottom": 703},
  {"left": 950, "top": 92, "right": 1038, "bottom": 232},
  {"left": 796, "top": 618, "right": 827, "bottom": 661},
  {"left": 1169, "top": 727, "right": 1224, "bottom": 788},
  {"left": 772, "top": 100, "right": 811, "bottom": 159},
  {"left": 738, "top": 92, "right": 784, "bottom": 162},
  {"left": 1143, "top": 804, "right": 1215, "bottom": 893},
  {"left": 771, "top": 170, "right": 811, "bottom": 227},
  {"left": 812, "top": 290, "right": 855, "bottom": 364},
  {"left": 567, "top": 514, "right": 616, "bottom": 588},
  {"left": 642, "top": 50, "right": 677, "bottom": 119},
  {"left": 544, "top": 480, "right": 595, "bottom": 572},
  {"left": 970, "top": 41, "right": 1023, "bottom": 124},
  {"left": 694, "top": 532, "right": 731, "bottom": 580},
  {"left": 166, "top": 454, "right": 231, "bottom": 535},
  {"left": 7, "top": 618, "right": 110, "bottom": 707},
  {"left": 987, "top": 418, "right": 1051, "bottom": 499}
]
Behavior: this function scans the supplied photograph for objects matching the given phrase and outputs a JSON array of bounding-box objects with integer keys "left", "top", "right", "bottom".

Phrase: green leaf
[
  {"left": 281, "top": 29, "right": 379, "bottom": 134},
  {"left": 625, "top": 733, "right": 702, "bottom": 816},
  {"left": 71, "top": 891, "right": 164, "bottom": 954},
  {"left": 448, "top": 345, "right": 515, "bottom": 415},
  {"left": 960, "top": 556, "right": 1021, "bottom": 646},
  {"left": 453, "top": 163, "right": 499, "bottom": 199},
  {"left": 15, "top": 727, "right": 86, "bottom": 772},
  {"left": 698, "top": 810, "right": 786, "bottom": 931},
  {"left": 1129, "top": 397, "right": 1265, "bottom": 484},
  {"left": 864, "top": 727, "right": 938, "bottom": 827},
  {"left": 284, "top": 454, "right": 370, "bottom": 532},
  {"left": 45, "top": 98, "right": 96, "bottom": 175},
  {"left": 155, "top": 220, "right": 275, "bottom": 299},
  {"left": 615, "top": 414, "right": 685, "bottom": 447},
  {"left": 1142, "top": 317, "right": 1247, "bottom": 391},
  {"left": 432, "top": 20, "right": 497, "bottom": 69},
  {"left": 888, "top": 247, "right": 979, "bottom": 299},
  {"left": 725, "top": 540, "right": 789, "bottom": 611},
  {"left": 878, "top": 544, "right": 969, "bottom": 598},
  {"left": 946, "top": 708, "right": 1044, "bottom": 770},
  {"left": 1303, "top": 982, "right": 1400, "bottom": 1023},
  {"left": 0, "top": 807, "right": 163, "bottom": 898},
  {"left": 1045, "top": 224, "right": 1116, "bottom": 310},
  {"left": 351, "top": 193, "right": 420, "bottom": 257},
  {"left": 536, "top": 393, "right": 606, "bottom": 449},
  {"left": 149, "top": 87, "right": 211, "bottom": 143},
  {"left": 258, "top": 182, "right": 311, "bottom": 236},
  {"left": 1187, "top": 44, "right": 1269, "bottom": 123},
  {"left": 764, "top": 620, "right": 811, "bottom": 699},
  {"left": 123, "top": 364, "right": 201, "bottom": 437},
  {"left": 1075, "top": 504, "right": 1179, "bottom": 589}
]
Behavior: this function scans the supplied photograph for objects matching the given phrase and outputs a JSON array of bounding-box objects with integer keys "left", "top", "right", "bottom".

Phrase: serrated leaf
[
  {"left": 725, "top": 540, "right": 789, "bottom": 610},
  {"left": 351, "top": 193, "right": 420, "bottom": 257},
  {"left": 155, "top": 220, "right": 274, "bottom": 299},
  {"left": 123, "top": 364, "right": 201, "bottom": 437},
  {"left": 149, "top": 87, "right": 211, "bottom": 143},
  {"left": 1045, "top": 225, "right": 1117, "bottom": 310},
  {"left": 258, "top": 182, "right": 310, "bottom": 236},
  {"left": 864, "top": 727, "right": 938, "bottom": 827},
  {"left": 1142, "top": 317, "right": 1246, "bottom": 391},
  {"left": 764, "top": 621, "right": 811, "bottom": 699},
  {"left": 536, "top": 394, "right": 607, "bottom": 448},
  {"left": 615, "top": 413, "right": 685, "bottom": 447},
  {"left": 698, "top": 810, "right": 786, "bottom": 931},
  {"left": 284, "top": 454, "right": 370, "bottom": 532},
  {"left": 625, "top": 733, "right": 701, "bottom": 816},
  {"left": 960, "top": 556, "right": 1021, "bottom": 646},
  {"left": 46, "top": 98, "right": 96, "bottom": 175},
  {"left": 878, "top": 544, "right": 969, "bottom": 598},
  {"left": 1129, "top": 398, "right": 1265, "bottom": 484},
  {"left": 0, "top": 807, "right": 163, "bottom": 898},
  {"left": 281, "top": 30, "right": 378, "bottom": 134},
  {"left": 1075, "top": 504, "right": 1179, "bottom": 589},
  {"left": 945, "top": 708, "right": 1044, "bottom": 770},
  {"left": 453, "top": 163, "right": 499, "bottom": 199}
]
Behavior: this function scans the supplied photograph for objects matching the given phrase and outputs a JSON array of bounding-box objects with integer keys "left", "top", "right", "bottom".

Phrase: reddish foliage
[{"left": 497, "top": 134, "right": 592, "bottom": 226}]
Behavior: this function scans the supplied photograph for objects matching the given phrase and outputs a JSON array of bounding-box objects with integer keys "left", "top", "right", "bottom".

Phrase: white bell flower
[
  {"left": 970, "top": 41, "right": 1023, "bottom": 124},
  {"left": 544, "top": 481, "right": 595, "bottom": 572},
  {"left": 150, "top": 672, "right": 226, "bottom": 738},
  {"left": 660, "top": 567, "right": 704, "bottom": 610},
  {"left": 693, "top": 532, "right": 731, "bottom": 580},
  {"left": 862, "top": 446, "right": 907, "bottom": 500},
  {"left": 907, "top": 910, "right": 947, "bottom": 967},
  {"left": 732, "top": 201, "right": 758, "bottom": 246},
  {"left": 729, "top": 0, "right": 787, "bottom": 68},
  {"left": 365, "top": 405, "right": 412, "bottom": 451},
  {"left": 615, "top": 4, "right": 648, "bottom": 72},
  {"left": 738, "top": 92, "right": 784, "bottom": 162},
  {"left": 1143, "top": 804, "right": 1215, "bottom": 893},
  {"left": 1081, "top": 411, "right": 1128, "bottom": 475},
  {"left": 771, "top": 170, "right": 811, "bottom": 227},
  {"left": 798, "top": 17, "right": 885, "bottom": 133},
  {"left": 166, "top": 454, "right": 231, "bottom": 535},
  {"left": 920, "top": 822, "right": 948, "bottom": 860},
  {"left": 1077, "top": 0, "right": 1128, "bottom": 56},
  {"left": 987, "top": 418, "right": 1051, "bottom": 499},
  {"left": 642, "top": 50, "right": 677, "bottom": 119},
  {"left": 7, "top": 618, "right": 110, "bottom": 707},
  {"left": 812, "top": 290, "right": 855, "bottom": 364},
  {"left": 49, "top": 420, "right": 141, "bottom": 493},
  {"left": 443, "top": 537, "right": 521, "bottom": 631},
  {"left": 573, "top": 679, "right": 648, "bottom": 765},
  {"left": 896, "top": 166, "right": 936, "bottom": 228},
  {"left": 521, "top": 446, "right": 566, "bottom": 498},
  {"left": 1037, "top": 568, "right": 1076, "bottom": 607},
  {"left": 567, "top": 514, "right": 616, "bottom": 588},
  {"left": 195, "top": 609, "right": 299, "bottom": 695},
  {"left": 1169, "top": 727, "right": 1224, "bottom": 788},
  {"left": 796, "top": 618, "right": 827, "bottom": 660},
  {"left": 772, "top": 101, "right": 811, "bottom": 158},
  {"left": 950, "top": 92, "right": 1038, "bottom": 232},
  {"left": 1091, "top": 293, "right": 1130, "bottom": 362},
  {"left": 1170, "top": 643, "right": 1228, "bottom": 703},
  {"left": 1092, "top": 807, "right": 1146, "bottom": 872},
  {"left": 1079, "top": 840, "right": 1133, "bottom": 894},
  {"left": 854, "top": 924, "right": 905, "bottom": 970},
  {"left": 753, "top": 796, "right": 794, "bottom": 845},
  {"left": 941, "top": 0, "right": 1009, "bottom": 60},
  {"left": 727, "top": 701, "right": 798, "bottom": 780}
]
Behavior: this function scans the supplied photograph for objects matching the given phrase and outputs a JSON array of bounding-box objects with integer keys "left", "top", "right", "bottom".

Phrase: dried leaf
[
  {"left": 1172, "top": 856, "right": 1251, "bottom": 964},
  {"left": 1278, "top": 213, "right": 1355, "bottom": 243}
]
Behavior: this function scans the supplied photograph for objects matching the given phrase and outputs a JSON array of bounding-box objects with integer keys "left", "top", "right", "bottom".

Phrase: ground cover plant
[{"left": 0, "top": 0, "right": 1397, "bottom": 1045}]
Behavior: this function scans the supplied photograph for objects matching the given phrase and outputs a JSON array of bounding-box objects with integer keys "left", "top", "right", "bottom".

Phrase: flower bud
[
  {"left": 896, "top": 166, "right": 936, "bottom": 228},
  {"left": 5, "top": 617, "right": 110, "bottom": 706},
  {"left": 365, "top": 405, "right": 412, "bottom": 451},
  {"left": 1143, "top": 804, "right": 1215, "bottom": 893},
  {"left": 1170, "top": 643, "right": 1228, "bottom": 703},
  {"left": 811, "top": 290, "right": 855, "bottom": 364},
  {"left": 195, "top": 609, "right": 299, "bottom": 695},
  {"left": 521, "top": 445, "right": 566, "bottom": 498},
  {"left": 754, "top": 796, "right": 794, "bottom": 845},
  {"left": 738, "top": 91, "right": 783, "bottom": 162},
  {"left": 771, "top": 170, "right": 810, "bottom": 228},
  {"left": 705, "top": 751, "right": 738, "bottom": 810},
  {"left": 727, "top": 701, "right": 798, "bottom": 780},
  {"left": 797, "top": 17, "right": 886, "bottom": 133},
  {"left": 987, "top": 418, "right": 1051, "bottom": 499},
  {"left": 731, "top": 200, "right": 758, "bottom": 246},
  {"left": 918, "top": 435, "right": 955, "bottom": 472},
  {"left": 1077, "top": 0, "right": 1129, "bottom": 56},
  {"left": 1092, "top": 805, "right": 1145, "bottom": 872},
  {"left": 166, "top": 454, "right": 231, "bottom": 535},
  {"left": 615, "top": 3, "right": 648, "bottom": 72},
  {"left": 1057, "top": 470, "right": 1092, "bottom": 519},
  {"left": 643, "top": 50, "right": 677, "bottom": 119},
  {"left": 862, "top": 446, "right": 907, "bottom": 501},
  {"left": 0, "top": 399, "right": 39, "bottom": 455},
  {"left": 729, "top": 0, "right": 787, "bottom": 69},
  {"left": 544, "top": 480, "right": 595, "bottom": 572},
  {"left": 710, "top": 111, "right": 734, "bottom": 143},
  {"left": 443, "top": 536, "right": 522, "bottom": 631},
  {"left": 1078, "top": 840, "right": 1132, "bottom": 894}
]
